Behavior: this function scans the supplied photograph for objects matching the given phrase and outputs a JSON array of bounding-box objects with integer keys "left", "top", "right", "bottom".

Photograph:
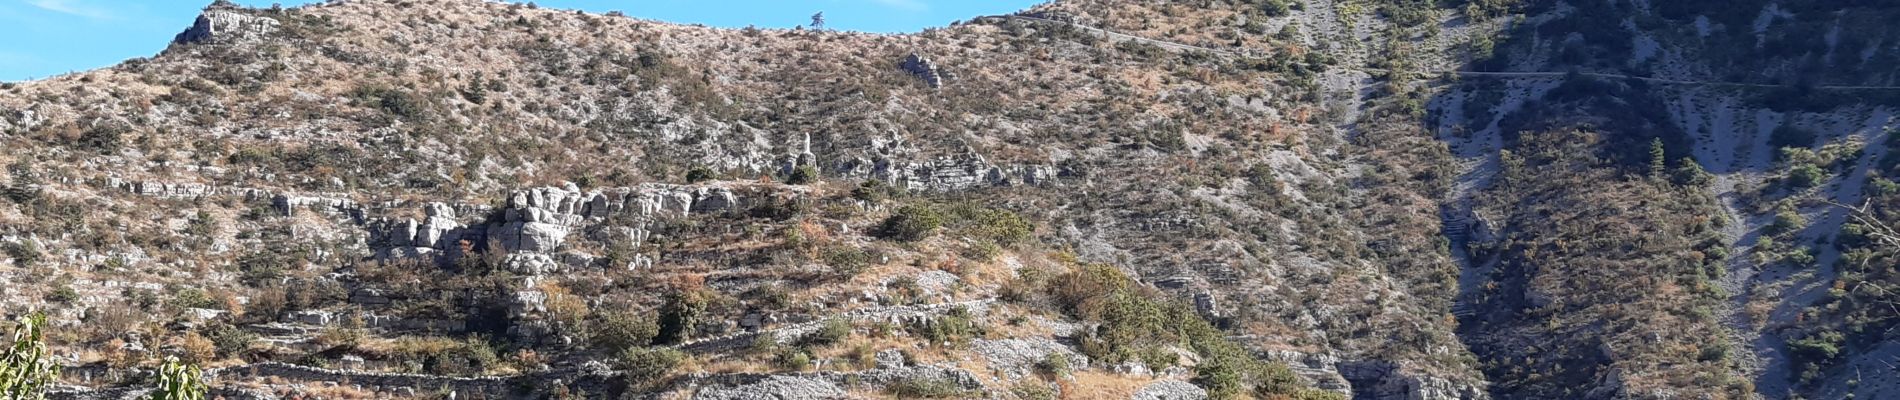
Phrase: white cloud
[
  {"left": 865, "top": 0, "right": 927, "bottom": 12},
  {"left": 25, "top": 0, "right": 116, "bottom": 21}
]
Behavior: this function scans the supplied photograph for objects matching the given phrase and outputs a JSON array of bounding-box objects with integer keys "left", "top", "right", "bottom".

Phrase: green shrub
[
  {"left": 944, "top": 204, "right": 1034, "bottom": 246},
  {"left": 748, "top": 334, "right": 779, "bottom": 355},
  {"left": 885, "top": 377, "right": 969, "bottom": 398},
  {"left": 171, "top": 287, "right": 218, "bottom": 309},
  {"left": 823, "top": 247, "right": 873, "bottom": 277},
  {"left": 79, "top": 124, "right": 127, "bottom": 154},
  {"left": 1787, "top": 163, "right": 1826, "bottom": 188},
  {"left": 1768, "top": 208, "right": 1807, "bottom": 235},
  {"left": 851, "top": 179, "right": 900, "bottom": 203},
  {"left": 1670, "top": 157, "right": 1714, "bottom": 187},
  {"left": 879, "top": 205, "right": 944, "bottom": 242},
  {"left": 685, "top": 167, "right": 718, "bottom": 183},
  {"left": 423, "top": 338, "right": 502, "bottom": 376},
  {"left": 1194, "top": 360, "right": 1247, "bottom": 399},
  {"left": 203, "top": 323, "right": 257, "bottom": 358},
  {"left": 786, "top": 165, "right": 819, "bottom": 185},
  {"left": 590, "top": 310, "right": 660, "bottom": 353},
  {"left": 1037, "top": 353, "right": 1072, "bottom": 377},
  {"left": 1698, "top": 344, "right": 1729, "bottom": 362},
  {"left": 909, "top": 307, "right": 981, "bottom": 347},
  {"left": 1046, "top": 263, "right": 1321, "bottom": 398},
  {"left": 801, "top": 319, "right": 852, "bottom": 347},
  {"left": 773, "top": 347, "right": 811, "bottom": 371},
  {"left": 656, "top": 289, "right": 710, "bottom": 344},
  {"left": 1259, "top": 0, "right": 1292, "bottom": 16},
  {"left": 4, "top": 240, "right": 41, "bottom": 268},
  {"left": 1789, "top": 330, "right": 1844, "bottom": 381},
  {"left": 44, "top": 286, "right": 78, "bottom": 303},
  {"left": 1010, "top": 381, "right": 1057, "bottom": 400},
  {"left": 616, "top": 347, "right": 685, "bottom": 383},
  {"left": 350, "top": 85, "right": 427, "bottom": 120}
]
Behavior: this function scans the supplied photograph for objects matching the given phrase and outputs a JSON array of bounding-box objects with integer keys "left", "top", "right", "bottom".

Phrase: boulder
[
  {"left": 500, "top": 221, "right": 568, "bottom": 253},
  {"left": 508, "top": 291, "right": 548, "bottom": 318},
  {"left": 692, "top": 187, "right": 740, "bottom": 213},
  {"left": 504, "top": 253, "right": 561, "bottom": 275}
]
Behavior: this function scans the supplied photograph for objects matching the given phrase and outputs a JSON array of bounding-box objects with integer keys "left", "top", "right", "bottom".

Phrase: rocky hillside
[{"left": 0, "top": 0, "right": 1896, "bottom": 399}]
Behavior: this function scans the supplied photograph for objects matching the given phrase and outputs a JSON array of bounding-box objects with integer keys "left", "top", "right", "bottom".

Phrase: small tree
[
  {"left": 655, "top": 290, "right": 709, "bottom": 344},
  {"left": 1670, "top": 157, "right": 1713, "bottom": 187},
  {"left": 1, "top": 312, "right": 59, "bottom": 399},
  {"left": 1648, "top": 138, "right": 1667, "bottom": 178}
]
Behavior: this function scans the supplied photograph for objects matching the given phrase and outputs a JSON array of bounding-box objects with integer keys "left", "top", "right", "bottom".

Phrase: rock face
[
  {"left": 371, "top": 202, "right": 467, "bottom": 262},
  {"left": 357, "top": 183, "right": 757, "bottom": 268},
  {"left": 900, "top": 53, "right": 951, "bottom": 89},
  {"left": 843, "top": 150, "right": 1058, "bottom": 192},
  {"left": 497, "top": 186, "right": 589, "bottom": 253},
  {"left": 125, "top": 181, "right": 215, "bottom": 199},
  {"left": 1337, "top": 361, "right": 1487, "bottom": 400},
  {"left": 173, "top": 9, "right": 279, "bottom": 44},
  {"left": 493, "top": 184, "right": 746, "bottom": 253}
]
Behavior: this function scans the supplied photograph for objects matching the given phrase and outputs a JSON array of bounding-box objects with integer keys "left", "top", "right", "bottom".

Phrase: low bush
[
  {"left": 773, "top": 347, "right": 811, "bottom": 371},
  {"left": 908, "top": 307, "right": 982, "bottom": 347},
  {"left": 800, "top": 319, "right": 852, "bottom": 347},
  {"left": 590, "top": 310, "right": 660, "bottom": 353},
  {"left": 885, "top": 377, "right": 969, "bottom": 398},
  {"left": 878, "top": 205, "right": 944, "bottom": 242},
  {"left": 616, "top": 347, "right": 685, "bottom": 383}
]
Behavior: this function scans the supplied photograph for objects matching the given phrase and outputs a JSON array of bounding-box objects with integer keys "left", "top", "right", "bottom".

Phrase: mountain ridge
[{"left": 2, "top": 0, "right": 1898, "bottom": 399}]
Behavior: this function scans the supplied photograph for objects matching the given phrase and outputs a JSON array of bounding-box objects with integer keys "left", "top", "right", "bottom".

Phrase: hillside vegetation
[{"left": 1, "top": 0, "right": 1897, "bottom": 399}]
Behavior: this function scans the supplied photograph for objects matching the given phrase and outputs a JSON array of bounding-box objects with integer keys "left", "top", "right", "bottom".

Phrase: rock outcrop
[
  {"left": 370, "top": 202, "right": 468, "bottom": 262},
  {"left": 173, "top": 8, "right": 279, "bottom": 45},
  {"left": 842, "top": 150, "right": 1058, "bottom": 192},
  {"left": 900, "top": 53, "right": 952, "bottom": 89},
  {"left": 355, "top": 183, "right": 762, "bottom": 267},
  {"left": 1337, "top": 360, "right": 1487, "bottom": 400}
]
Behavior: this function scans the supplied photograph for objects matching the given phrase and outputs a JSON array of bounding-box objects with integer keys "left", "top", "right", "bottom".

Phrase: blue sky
[{"left": 0, "top": 0, "right": 1042, "bottom": 82}]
